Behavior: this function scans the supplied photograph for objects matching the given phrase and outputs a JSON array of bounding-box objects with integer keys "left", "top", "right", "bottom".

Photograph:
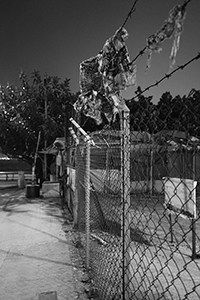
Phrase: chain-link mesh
[
  {"left": 69, "top": 94, "right": 200, "bottom": 299},
  {"left": 89, "top": 130, "right": 122, "bottom": 299}
]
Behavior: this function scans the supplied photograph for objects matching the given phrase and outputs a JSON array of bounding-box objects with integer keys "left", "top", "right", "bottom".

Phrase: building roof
[{"left": 39, "top": 137, "right": 65, "bottom": 155}]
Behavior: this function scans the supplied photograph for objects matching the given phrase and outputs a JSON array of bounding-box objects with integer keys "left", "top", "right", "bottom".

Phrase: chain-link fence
[{"left": 67, "top": 98, "right": 200, "bottom": 299}]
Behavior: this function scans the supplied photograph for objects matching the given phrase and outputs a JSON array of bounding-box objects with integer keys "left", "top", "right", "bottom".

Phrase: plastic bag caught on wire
[
  {"left": 170, "top": 5, "right": 186, "bottom": 69},
  {"left": 74, "top": 88, "right": 115, "bottom": 125},
  {"left": 146, "top": 4, "right": 186, "bottom": 71},
  {"left": 74, "top": 27, "right": 136, "bottom": 124},
  {"left": 99, "top": 27, "right": 137, "bottom": 92},
  {"left": 73, "top": 54, "right": 105, "bottom": 124},
  {"left": 74, "top": 90, "right": 103, "bottom": 125},
  {"left": 79, "top": 54, "right": 103, "bottom": 94}
]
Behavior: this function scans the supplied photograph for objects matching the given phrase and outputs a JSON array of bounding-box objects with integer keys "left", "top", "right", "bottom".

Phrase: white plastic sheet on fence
[{"left": 163, "top": 177, "right": 197, "bottom": 218}]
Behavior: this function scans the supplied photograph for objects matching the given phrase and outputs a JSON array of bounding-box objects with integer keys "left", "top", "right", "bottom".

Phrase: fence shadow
[{"left": 102, "top": 219, "right": 152, "bottom": 246}]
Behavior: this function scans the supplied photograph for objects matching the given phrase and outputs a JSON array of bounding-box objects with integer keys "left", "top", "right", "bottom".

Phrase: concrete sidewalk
[{"left": 0, "top": 188, "right": 87, "bottom": 300}]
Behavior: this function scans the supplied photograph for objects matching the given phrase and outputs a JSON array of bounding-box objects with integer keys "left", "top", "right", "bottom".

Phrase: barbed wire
[
  {"left": 129, "top": 0, "right": 192, "bottom": 66},
  {"left": 131, "top": 52, "right": 200, "bottom": 101},
  {"left": 77, "top": 0, "right": 196, "bottom": 126},
  {"left": 105, "top": 0, "right": 140, "bottom": 70},
  {"left": 183, "top": 0, "right": 192, "bottom": 8},
  {"left": 120, "top": 0, "right": 140, "bottom": 29},
  {"left": 79, "top": 52, "right": 200, "bottom": 127}
]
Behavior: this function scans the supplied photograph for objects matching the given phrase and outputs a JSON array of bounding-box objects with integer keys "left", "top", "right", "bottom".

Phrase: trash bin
[{"left": 26, "top": 184, "right": 40, "bottom": 198}]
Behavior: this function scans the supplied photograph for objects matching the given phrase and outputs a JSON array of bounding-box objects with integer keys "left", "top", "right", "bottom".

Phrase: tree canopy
[
  {"left": 0, "top": 69, "right": 199, "bottom": 162},
  {"left": 126, "top": 87, "right": 200, "bottom": 138},
  {"left": 0, "top": 70, "right": 76, "bottom": 161}
]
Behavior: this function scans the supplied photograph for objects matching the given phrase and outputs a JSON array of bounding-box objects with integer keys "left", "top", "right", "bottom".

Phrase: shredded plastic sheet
[
  {"left": 74, "top": 27, "right": 136, "bottom": 124},
  {"left": 74, "top": 91, "right": 104, "bottom": 125},
  {"left": 146, "top": 4, "right": 186, "bottom": 71},
  {"left": 99, "top": 27, "right": 137, "bottom": 92},
  {"left": 79, "top": 54, "right": 103, "bottom": 94}
]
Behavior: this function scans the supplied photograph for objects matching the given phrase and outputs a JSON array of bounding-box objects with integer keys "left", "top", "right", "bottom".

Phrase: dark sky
[{"left": 0, "top": 0, "right": 199, "bottom": 103}]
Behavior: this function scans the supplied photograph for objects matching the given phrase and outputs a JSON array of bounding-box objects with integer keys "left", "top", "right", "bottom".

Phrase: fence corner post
[
  {"left": 85, "top": 139, "right": 91, "bottom": 270},
  {"left": 120, "top": 104, "right": 132, "bottom": 299}
]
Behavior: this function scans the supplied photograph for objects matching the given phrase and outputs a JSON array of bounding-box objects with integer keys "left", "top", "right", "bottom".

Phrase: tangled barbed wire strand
[
  {"left": 131, "top": 52, "right": 200, "bottom": 101},
  {"left": 129, "top": 0, "right": 192, "bottom": 66},
  {"left": 120, "top": 0, "right": 140, "bottom": 29}
]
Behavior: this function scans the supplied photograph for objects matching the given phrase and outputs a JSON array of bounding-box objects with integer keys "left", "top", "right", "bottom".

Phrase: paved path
[{"left": 0, "top": 188, "right": 83, "bottom": 300}]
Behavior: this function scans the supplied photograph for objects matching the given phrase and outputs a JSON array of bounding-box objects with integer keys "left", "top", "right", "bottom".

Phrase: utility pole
[
  {"left": 65, "top": 100, "right": 71, "bottom": 165},
  {"left": 64, "top": 103, "right": 67, "bottom": 163},
  {"left": 44, "top": 91, "right": 48, "bottom": 181}
]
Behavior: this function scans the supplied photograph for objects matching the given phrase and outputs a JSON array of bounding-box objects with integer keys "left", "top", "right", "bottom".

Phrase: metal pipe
[{"left": 85, "top": 140, "right": 91, "bottom": 269}]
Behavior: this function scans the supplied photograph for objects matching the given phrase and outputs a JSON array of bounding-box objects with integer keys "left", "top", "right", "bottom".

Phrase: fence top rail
[{"left": 68, "top": 142, "right": 121, "bottom": 148}]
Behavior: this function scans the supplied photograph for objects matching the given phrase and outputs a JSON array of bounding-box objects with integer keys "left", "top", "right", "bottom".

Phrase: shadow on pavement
[
  {"left": 7, "top": 217, "right": 72, "bottom": 245},
  {"left": 0, "top": 248, "right": 75, "bottom": 267},
  {"left": 0, "top": 187, "right": 73, "bottom": 245},
  {"left": 0, "top": 188, "right": 63, "bottom": 218}
]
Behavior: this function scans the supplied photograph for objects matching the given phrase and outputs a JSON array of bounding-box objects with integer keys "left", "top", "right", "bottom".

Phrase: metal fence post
[
  {"left": 85, "top": 139, "right": 91, "bottom": 270},
  {"left": 120, "top": 106, "right": 131, "bottom": 299},
  {"left": 73, "top": 143, "right": 78, "bottom": 227}
]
